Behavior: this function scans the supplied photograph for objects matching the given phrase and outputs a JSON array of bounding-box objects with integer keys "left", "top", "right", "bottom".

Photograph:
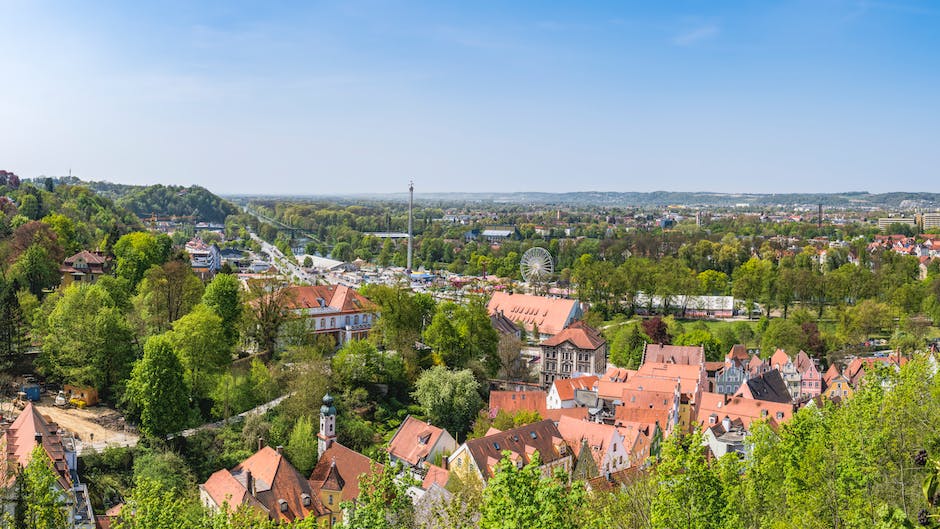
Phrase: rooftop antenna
[{"left": 407, "top": 180, "right": 414, "bottom": 272}]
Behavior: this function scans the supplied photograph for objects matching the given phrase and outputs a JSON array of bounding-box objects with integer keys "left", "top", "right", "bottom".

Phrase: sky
[{"left": 1, "top": 0, "right": 939, "bottom": 195}]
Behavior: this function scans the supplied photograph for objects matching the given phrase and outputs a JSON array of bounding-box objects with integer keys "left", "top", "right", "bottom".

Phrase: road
[{"left": 250, "top": 233, "right": 312, "bottom": 284}]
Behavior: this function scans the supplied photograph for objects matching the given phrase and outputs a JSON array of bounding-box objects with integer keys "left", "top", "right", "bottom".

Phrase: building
[
  {"left": 284, "top": 285, "right": 377, "bottom": 345},
  {"left": 557, "top": 416, "right": 637, "bottom": 480},
  {"left": 481, "top": 228, "right": 516, "bottom": 243},
  {"left": 487, "top": 292, "right": 582, "bottom": 339},
  {"left": 704, "top": 417, "right": 748, "bottom": 458},
  {"left": 923, "top": 213, "right": 940, "bottom": 232},
  {"left": 387, "top": 416, "right": 457, "bottom": 470},
  {"left": 695, "top": 392, "right": 793, "bottom": 429},
  {"left": 770, "top": 349, "right": 801, "bottom": 400},
  {"left": 186, "top": 238, "right": 222, "bottom": 278},
  {"left": 60, "top": 250, "right": 111, "bottom": 286},
  {"left": 822, "top": 364, "right": 854, "bottom": 400},
  {"left": 1, "top": 403, "right": 95, "bottom": 528},
  {"left": 794, "top": 351, "right": 822, "bottom": 399},
  {"left": 547, "top": 376, "right": 599, "bottom": 409},
  {"left": 714, "top": 345, "right": 750, "bottom": 396},
  {"left": 878, "top": 216, "right": 918, "bottom": 232},
  {"left": 201, "top": 394, "right": 377, "bottom": 528},
  {"left": 736, "top": 369, "right": 792, "bottom": 404},
  {"left": 489, "top": 310, "right": 522, "bottom": 339},
  {"left": 448, "top": 419, "right": 573, "bottom": 483},
  {"left": 539, "top": 321, "right": 607, "bottom": 387},
  {"left": 634, "top": 294, "right": 734, "bottom": 318}
]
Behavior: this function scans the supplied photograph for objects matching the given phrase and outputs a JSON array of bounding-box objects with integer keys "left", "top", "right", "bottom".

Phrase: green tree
[
  {"left": 0, "top": 276, "right": 28, "bottom": 371},
  {"left": 413, "top": 366, "right": 483, "bottom": 439},
  {"left": 112, "top": 232, "right": 171, "bottom": 288},
  {"left": 285, "top": 415, "right": 317, "bottom": 475},
  {"left": 673, "top": 329, "right": 722, "bottom": 361},
  {"left": 9, "top": 243, "right": 59, "bottom": 297},
  {"left": 113, "top": 478, "right": 201, "bottom": 529},
  {"left": 168, "top": 304, "right": 229, "bottom": 401},
  {"left": 125, "top": 335, "right": 191, "bottom": 437},
  {"left": 697, "top": 269, "right": 729, "bottom": 295},
  {"left": 479, "top": 452, "right": 585, "bottom": 529},
  {"left": 133, "top": 260, "right": 204, "bottom": 335},
  {"left": 20, "top": 445, "right": 68, "bottom": 529},
  {"left": 650, "top": 431, "right": 725, "bottom": 529},
  {"left": 40, "top": 283, "right": 136, "bottom": 400},
  {"left": 759, "top": 318, "right": 805, "bottom": 355},
  {"left": 732, "top": 257, "right": 773, "bottom": 319},
  {"left": 338, "top": 458, "right": 415, "bottom": 529},
  {"left": 244, "top": 276, "right": 293, "bottom": 355},
  {"left": 608, "top": 322, "right": 650, "bottom": 369}
]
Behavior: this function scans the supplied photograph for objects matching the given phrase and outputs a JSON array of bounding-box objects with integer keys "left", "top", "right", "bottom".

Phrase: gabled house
[
  {"left": 822, "top": 364, "right": 854, "bottom": 400},
  {"left": 844, "top": 353, "right": 908, "bottom": 387},
  {"left": 770, "top": 349, "right": 801, "bottom": 399},
  {"left": 309, "top": 443, "right": 379, "bottom": 527},
  {"left": 704, "top": 417, "right": 748, "bottom": 458},
  {"left": 60, "top": 250, "right": 111, "bottom": 286},
  {"left": 539, "top": 321, "right": 607, "bottom": 387},
  {"left": 0, "top": 403, "right": 95, "bottom": 528},
  {"left": 748, "top": 355, "right": 770, "bottom": 377},
  {"left": 448, "top": 420, "right": 572, "bottom": 483},
  {"left": 715, "top": 345, "right": 750, "bottom": 396},
  {"left": 794, "top": 351, "right": 822, "bottom": 399},
  {"left": 695, "top": 392, "right": 793, "bottom": 429},
  {"left": 387, "top": 416, "right": 457, "bottom": 470},
  {"left": 557, "top": 416, "right": 634, "bottom": 480}
]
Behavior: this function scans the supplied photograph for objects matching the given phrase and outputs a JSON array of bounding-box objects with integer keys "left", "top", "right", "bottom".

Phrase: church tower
[{"left": 318, "top": 393, "right": 337, "bottom": 458}]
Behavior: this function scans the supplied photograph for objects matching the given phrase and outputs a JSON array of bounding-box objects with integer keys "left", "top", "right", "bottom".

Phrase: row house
[
  {"left": 794, "top": 351, "right": 822, "bottom": 399},
  {"left": 448, "top": 420, "right": 573, "bottom": 483},
  {"left": 557, "top": 416, "right": 649, "bottom": 481},
  {"left": 714, "top": 345, "right": 751, "bottom": 395},
  {"left": 770, "top": 349, "right": 802, "bottom": 400},
  {"left": 822, "top": 364, "right": 854, "bottom": 400}
]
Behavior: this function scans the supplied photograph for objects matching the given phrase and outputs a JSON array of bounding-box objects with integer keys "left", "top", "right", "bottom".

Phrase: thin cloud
[{"left": 673, "top": 24, "right": 720, "bottom": 46}]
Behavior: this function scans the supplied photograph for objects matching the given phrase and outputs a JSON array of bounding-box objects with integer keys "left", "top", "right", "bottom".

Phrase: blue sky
[{"left": 1, "top": 0, "right": 938, "bottom": 195}]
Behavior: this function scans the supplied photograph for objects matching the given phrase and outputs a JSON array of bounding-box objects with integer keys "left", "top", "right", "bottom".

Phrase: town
[{"left": 0, "top": 171, "right": 939, "bottom": 528}]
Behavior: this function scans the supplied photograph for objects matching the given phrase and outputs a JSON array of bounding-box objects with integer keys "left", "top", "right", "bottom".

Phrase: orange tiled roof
[
  {"left": 642, "top": 344, "right": 704, "bottom": 366},
  {"left": 387, "top": 416, "right": 448, "bottom": 467},
  {"left": 284, "top": 285, "right": 377, "bottom": 314},
  {"left": 540, "top": 320, "right": 606, "bottom": 350},
  {"left": 556, "top": 416, "right": 621, "bottom": 469},
  {"left": 770, "top": 349, "right": 791, "bottom": 369},
  {"left": 603, "top": 367, "right": 635, "bottom": 382},
  {"left": 422, "top": 464, "right": 450, "bottom": 490},
  {"left": 695, "top": 392, "right": 793, "bottom": 429},
  {"left": 1, "top": 403, "right": 72, "bottom": 490},
  {"left": 309, "top": 443, "right": 379, "bottom": 504},
  {"left": 487, "top": 292, "right": 579, "bottom": 336},
  {"left": 488, "top": 391, "right": 548, "bottom": 416},
  {"left": 823, "top": 364, "right": 841, "bottom": 386},
  {"left": 551, "top": 376, "right": 599, "bottom": 401}
]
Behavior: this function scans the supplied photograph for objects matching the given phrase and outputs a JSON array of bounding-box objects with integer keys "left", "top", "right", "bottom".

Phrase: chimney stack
[
  {"left": 276, "top": 445, "right": 284, "bottom": 454},
  {"left": 258, "top": 437, "right": 265, "bottom": 451},
  {"left": 34, "top": 433, "right": 42, "bottom": 445},
  {"left": 246, "top": 470, "right": 255, "bottom": 496}
]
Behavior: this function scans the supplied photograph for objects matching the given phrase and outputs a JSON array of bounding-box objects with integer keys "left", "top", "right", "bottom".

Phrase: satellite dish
[{"left": 520, "top": 247, "right": 554, "bottom": 284}]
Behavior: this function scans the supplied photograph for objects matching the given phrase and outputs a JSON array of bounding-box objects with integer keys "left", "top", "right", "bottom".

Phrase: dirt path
[{"left": 28, "top": 398, "right": 139, "bottom": 453}]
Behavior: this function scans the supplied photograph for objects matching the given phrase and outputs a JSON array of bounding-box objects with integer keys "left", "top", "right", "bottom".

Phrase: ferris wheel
[{"left": 520, "top": 247, "right": 554, "bottom": 283}]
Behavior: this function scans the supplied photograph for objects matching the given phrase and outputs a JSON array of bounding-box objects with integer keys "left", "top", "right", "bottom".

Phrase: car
[{"left": 54, "top": 390, "right": 68, "bottom": 407}]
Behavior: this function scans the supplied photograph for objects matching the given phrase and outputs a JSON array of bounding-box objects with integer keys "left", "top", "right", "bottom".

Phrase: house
[
  {"left": 0, "top": 403, "right": 97, "bottom": 528},
  {"left": 704, "top": 417, "right": 748, "bottom": 458},
  {"left": 714, "top": 345, "right": 750, "bottom": 396},
  {"left": 539, "top": 321, "right": 607, "bottom": 387},
  {"left": 387, "top": 416, "right": 457, "bottom": 470},
  {"left": 794, "top": 351, "right": 822, "bottom": 399},
  {"left": 60, "top": 250, "right": 111, "bottom": 286},
  {"left": 283, "top": 285, "right": 378, "bottom": 345},
  {"left": 201, "top": 394, "right": 377, "bottom": 528},
  {"left": 641, "top": 344, "right": 705, "bottom": 366},
  {"left": 770, "top": 349, "right": 801, "bottom": 399},
  {"left": 557, "top": 416, "right": 635, "bottom": 480},
  {"left": 547, "top": 376, "right": 599, "bottom": 409},
  {"left": 481, "top": 228, "right": 516, "bottom": 243},
  {"left": 736, "top": 369, "right": 792, "bottom": 404},
  {"left": 448, "top": 419, "right": 573, "bottom": 483},
  {"left": 748, "top": 355, "right": 770, "bottom": 377},
  {"left": 487, "top": 292, "right": 582, "bottom": 339},
  {"left": 488, "top": 390, "right": 548, "bottom": 417},
  {"left": 615, "top": 388, "right": 681, "bottom": 435},
  {"left": 844, "top": 353, "right": 908, "bottom": 387},
  {"left": 695, "top": 392, "right": 793, "bottom": 429},
  {"left": 822, "top": 364, "right": 854, "bottom": 400}
]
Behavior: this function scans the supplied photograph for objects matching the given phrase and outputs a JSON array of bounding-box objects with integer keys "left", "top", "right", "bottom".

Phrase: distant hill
[
  {"left": 48, "top": 178, "right": 239, "bottom": 222},
  {"left": 228, "top": 190, "right": 940, "bottom": 209}
]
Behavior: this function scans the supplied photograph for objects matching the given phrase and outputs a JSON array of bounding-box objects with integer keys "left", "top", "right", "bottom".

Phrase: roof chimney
[
  {"left": 246, "top": 470, "right": 255, "bottom": 496},
  {"left": 34, "top": 433, "right": 42, "bottom": 445},
  {"left": 276, "top": 445, "right": 284, "bottom": 454},
  {"left": 258, "top": 437, "right": 265, "bottom": 451}
]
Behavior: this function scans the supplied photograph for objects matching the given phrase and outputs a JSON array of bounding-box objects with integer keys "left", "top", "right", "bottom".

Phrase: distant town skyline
[{"left": 2, "top": 1, "right": 938, "bottom": 195}]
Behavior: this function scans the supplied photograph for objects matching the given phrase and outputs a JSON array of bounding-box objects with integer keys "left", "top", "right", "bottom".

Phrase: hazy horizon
[{"left": 2, "top": 1, "right": 939, "bottom": 195}]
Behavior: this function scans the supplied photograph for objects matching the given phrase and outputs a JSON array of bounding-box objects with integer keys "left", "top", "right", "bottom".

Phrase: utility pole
[{"left": 407, "top": 181, "right": 414, "bottom": 272}]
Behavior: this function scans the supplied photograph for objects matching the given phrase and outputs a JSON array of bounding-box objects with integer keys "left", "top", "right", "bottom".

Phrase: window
[
  {"left": 776, "top": 412, "right": 784, "bottom": 420},
  {"left": 354, "top": 315, "right": 359, "bottom": 324},
  {"left": 330, "top": 317, "right": 335, "bottom": 327},
  {"left": 328, "top": 495, "right": 333, "bottom": 505}
]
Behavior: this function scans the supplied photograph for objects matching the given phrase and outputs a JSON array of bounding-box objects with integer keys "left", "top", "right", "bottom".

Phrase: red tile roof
[
  {"left": 387, "top": 416, "right": 449, "bottom": 467},
  {"left": 1, "top": 403, "right": 72, "bottom": 490},
  {"left": 284, "top": 285, "right": 377, "bottom": 314},
  {"left": 488, "top": 391, "right": 548, "bottom": 416},
  {"left": 540, "top": 320, "right": 605, "bottom": 350},
  {"left": 463, "top": 419, "right": 569, "bottom": 481},
  {"left": 556, "top": 416, "right": 621, "bottom": 469},
  {"left": 309, "top": 443, "right": 379, "bottom": 504},
  {"left": 551, "top": 375, "right": 599, "bottom": 401},
  {"left": 696, "top": 392, "right": 793, "bottom": 429},
  {"left": 487, "top": 292, "right": 579, "bottom": 336},
  {"left": 642, "top": 344, "right": 704, "bottom": 366},
  {"left": 421, "top": 464, "right": 450, "bottom": 490}
]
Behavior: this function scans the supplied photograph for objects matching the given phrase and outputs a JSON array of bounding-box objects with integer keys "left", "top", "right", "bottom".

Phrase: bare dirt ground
[{"left": 24, "top": 396, "right": 139, "bottom": 451}]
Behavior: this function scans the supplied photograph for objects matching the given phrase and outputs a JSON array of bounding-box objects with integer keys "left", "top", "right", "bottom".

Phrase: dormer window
[
  {"left": 278, "top": 499, "right": 288, "bottom": 512},
  {"left": 302, "top": 494, "right": 311, "bottom": 507}
]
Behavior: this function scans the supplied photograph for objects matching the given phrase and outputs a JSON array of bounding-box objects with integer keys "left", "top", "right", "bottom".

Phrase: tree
[
  {"left": 113, "top": 478, "right": 201, "bottom": 529},
  {"left": 40, "top": 283, "right": 136, "bottom": 400},
  {"left": 413, "top": 366, "right": 483, "bottom": 439},
  {"left": 125, "top": 335, "right": 191, "bottom": 437},
  {"left": 760, "top": 318, "right": 805, "bottom": 355},
  {"left": 337, "top": 458, "right": 415, "bottom": 529},
  {"left": 698, "top": 269, "right": 729, "bottom": 295},
  {"left": 642, "top": 316, "right": 671, "bottom": 344},
  {"left": 496, "top": 333, "right": 528, "bottom": 381},
  {"left": 168, "top": 304, "right": 229, "bottom": 401},
  {"left": 650, "top": 431, "right": 726, "bottom": 529},
  {"left": 608, "top": 322, "right": 650, "bottom": 369},
  {"left": 112, "top": 232, "right": 171, "bottom": 288},
  {"left": 0, "top": 276, "right": 27, "bottom": 371},
  {"left": 244, "top": 276, "right": 293, "bottom": 355},
  {"left": 9, "top": 244, "right": 60, "bottom": 297},
  {"left": 285, "top": 415, "right": 317, "bottom": 475},
  {"left": 20, "top": 445, "right": 68, "bottom": 529},
  {"left": 479, "top": 452, "right": 585, "bottom": 529},
  {"left": 673, "top": 329, "right": 722, "bottom": 361},
  {"left": 732, "top": 257, "right": 773, "bottom": 318},
  {"left": 133, "top": 260, "right": 204, "bottom": 334}
]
